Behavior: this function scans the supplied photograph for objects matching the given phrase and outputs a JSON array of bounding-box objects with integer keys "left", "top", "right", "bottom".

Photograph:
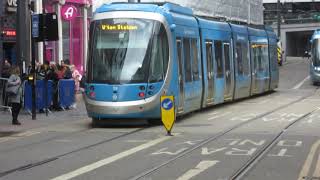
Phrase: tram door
[
  {"left": 223, "top": 43, "right": 232, "bottom": 100},
  {"left": 176, "top": 39, "right": 184, "bottom": 112},
  {"left": 251, "top": 44, "right": 259, "bottom": 94},
  {"left": 206, "top": 41, "right": 214, "bottom": 104}
]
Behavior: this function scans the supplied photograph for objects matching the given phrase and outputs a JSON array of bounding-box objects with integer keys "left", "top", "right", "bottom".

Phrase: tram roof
[
  {"left": 248, "top": 26, "right": 267, "bottom": 37},
  {"left": 229, "top": 24, "right": 248, "bottom": 34},
  {"left": 95, "top": 2, "right": 193, "bottom": 16},
  {"left": 197, "top": 18, "right": 231, "bottom": 32}
]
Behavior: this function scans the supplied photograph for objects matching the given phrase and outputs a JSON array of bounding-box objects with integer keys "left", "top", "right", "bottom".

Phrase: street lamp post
[{"left": 0, "top": 0, "right": 3, "bottom": 74}]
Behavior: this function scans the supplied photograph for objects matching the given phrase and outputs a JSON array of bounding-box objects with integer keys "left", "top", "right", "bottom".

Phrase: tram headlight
[{"left": 314, "top": 67, "right": 320, "bottom": 71}]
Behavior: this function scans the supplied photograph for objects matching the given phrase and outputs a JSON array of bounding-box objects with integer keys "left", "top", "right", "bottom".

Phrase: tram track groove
[
  {"left": 130, "top": 93, "right": 316, "bottom": 180},
  {"left": 0, "top": 127, "right": 149, "bottom": 178}
]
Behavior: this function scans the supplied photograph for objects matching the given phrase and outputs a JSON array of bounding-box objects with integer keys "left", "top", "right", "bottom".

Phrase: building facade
[
  {"left": 0, "top": 0, "right": 92, "bottom": 75},
  {"left": 0, "top": 0, "right": 18, "bottom": 66},
  {"left": 43, "top": 0, "right": 92, "bottom": 74},
  {"left": 264, "top": 0, "right": 320, "bottom": 57}
]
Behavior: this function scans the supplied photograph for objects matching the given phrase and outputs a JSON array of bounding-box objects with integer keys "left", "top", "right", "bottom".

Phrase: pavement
[{"left": 0, "top": 94, "right": 90, "bottom": 134}]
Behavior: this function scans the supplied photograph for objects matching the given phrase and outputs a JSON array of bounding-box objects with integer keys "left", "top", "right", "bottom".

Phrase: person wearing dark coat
[
  {"left": 7, "top": 66, "right": 22, "bottom": 125},
  {"left": 2, "top": 59, "right": 11, "bottom": 78}
]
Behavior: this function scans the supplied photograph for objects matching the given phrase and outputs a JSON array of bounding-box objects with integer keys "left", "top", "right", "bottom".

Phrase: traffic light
[{"left": 32, "top": 13, "right": 58, "bottom": 42}]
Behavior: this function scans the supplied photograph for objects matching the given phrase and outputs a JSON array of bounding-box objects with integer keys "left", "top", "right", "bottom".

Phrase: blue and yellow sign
[{"left": 161, "top": 96, "right": 175, "bottom": 135}]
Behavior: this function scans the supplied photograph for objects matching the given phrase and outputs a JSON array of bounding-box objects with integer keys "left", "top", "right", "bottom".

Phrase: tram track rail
[
  {"left": 230, "top": 107, "right": 319, "bottom": 180},
  {"left": 0, "top": 127, "right": 149, "bottom": 178},
  {"left": 0, "top": 90, "right": 317, "bottom": 179},
  {"left": 130, "top": 92, "right": 317, "bottom": 180}
]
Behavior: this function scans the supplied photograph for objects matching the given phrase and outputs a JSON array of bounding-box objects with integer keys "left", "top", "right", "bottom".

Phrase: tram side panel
[
  {"left": 197, "top": 19, "right": 233, "bottom": 106},
  {"left": 229, "top": 24, "right": 251, "bottom": 100},
  {"left": 248, "top": 27, "right": 271, "bottom": 95},
  {"left": 266, "top": 29, "right": 279, "bottom": 90},
  {"left": 171, "top": 12, "right": 202, "bottom": 116}
]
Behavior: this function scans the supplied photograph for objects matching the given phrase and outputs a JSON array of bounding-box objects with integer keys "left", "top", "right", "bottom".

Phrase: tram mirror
[{"left": 170, "top": 24, "right": 176, "bottom": 32}]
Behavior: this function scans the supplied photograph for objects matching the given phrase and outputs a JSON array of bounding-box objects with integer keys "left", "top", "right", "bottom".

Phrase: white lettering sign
[
  {"left": 176, "top": 161, "right": 219, "bottom": 180},
  {"left": 278, "top": 140, "right": 302, "bottom": 147},
  {"left": 268, "top": 149, "right": 292, "bottom": 157},
  {"left": 201, "top": 147, "right": 227, "bottom": 155},
  {"left": 7, "top": 0, "right": 17, "bottom": 7},
  {"left": 64, "top": 7, "right": 75, "bottom": 19},
  {"left": 225, "top": 148, "right": 257, "bottom": 156},
  {"left": 151, "top": 147, "right": 188, "bottom": 155}
]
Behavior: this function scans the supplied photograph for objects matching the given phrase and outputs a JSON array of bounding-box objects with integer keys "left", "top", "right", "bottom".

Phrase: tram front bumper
[{"left": 84, "top": 95, "right": 160, "bottom": 119}]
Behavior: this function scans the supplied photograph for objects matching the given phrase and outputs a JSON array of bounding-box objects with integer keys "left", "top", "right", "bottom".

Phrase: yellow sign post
[{"left": 160, "top": 96, "right": 175, "bottom": 136}]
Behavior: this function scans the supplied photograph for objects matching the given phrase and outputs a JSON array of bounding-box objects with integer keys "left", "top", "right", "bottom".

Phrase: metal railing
[{"left": 0, "top": 77, "right": 12, "bottom": 113}]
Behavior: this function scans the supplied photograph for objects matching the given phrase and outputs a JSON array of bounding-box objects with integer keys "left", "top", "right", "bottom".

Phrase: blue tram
[
  {"left": 84, "top": 3, "right": 279, "bottom": 124},
  {"left": 310, "top": 29, "right": 320, "bottom": 84}
]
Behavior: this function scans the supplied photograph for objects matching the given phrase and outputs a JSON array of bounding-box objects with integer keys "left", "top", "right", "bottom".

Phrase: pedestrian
[
  {"left": 71, "top": 65, "right": 82, "bottom": 93},
  {"left": 2, "top": 59, "right": 11, "bottom": 78},
  {"left": 6, "top": 66, "right": 22, "bottom": 125}
]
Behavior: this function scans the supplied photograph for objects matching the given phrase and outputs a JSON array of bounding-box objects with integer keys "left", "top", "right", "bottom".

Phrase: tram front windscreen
[
  {"left": 88, "top": 18, "right": 169, "bottom": 84},
  {"left": 312, "top": 39, "right": 320, "bottom": 66}
]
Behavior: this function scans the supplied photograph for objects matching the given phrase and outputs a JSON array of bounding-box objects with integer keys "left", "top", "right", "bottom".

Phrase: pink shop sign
[{"left": 61, "top": 5, "right": 78, "bottom": 21}]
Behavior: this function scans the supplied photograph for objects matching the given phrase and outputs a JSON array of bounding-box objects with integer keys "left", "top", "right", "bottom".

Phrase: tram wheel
[{"left": 92, "top": 118, "right": 100, "bottom": 128}]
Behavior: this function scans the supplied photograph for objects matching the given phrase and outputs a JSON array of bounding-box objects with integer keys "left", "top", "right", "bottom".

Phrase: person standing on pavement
[
  {"left": 7, "top": 66, "right": 22, "bottom": 125},
  {"left": 1, "top": 59, "right": 11, "bottom": 78}
]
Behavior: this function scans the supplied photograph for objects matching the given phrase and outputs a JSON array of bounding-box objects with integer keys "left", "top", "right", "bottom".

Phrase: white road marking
[
  {"left": 298, "top": 140, "right": 320, "bottom": 180},
  {"left": 51, "top": 135, "right": 173, "bottom": 180},
  {"left": 176, "top": 160, "right": 219, "bottom": 180},
  {"left": 208, "top": 112, "right": 231, "bottom": 120},
  {"left": 126, "top": 140, "right": 149, "bottom": 143},
  {"left": 292, "top": 76, "right": 310, "bottom": 90},
  {"left": 0, "top": 131, "right": 41, "bottom": 143}
]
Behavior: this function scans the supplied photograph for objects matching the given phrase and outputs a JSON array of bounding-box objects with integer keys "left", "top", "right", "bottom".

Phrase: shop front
[
  {"left": 0, "top": 0, "right": 17, "bottom": 67},
  {"left": 44, "top": 0, "right": 92, "bottom": 74}
]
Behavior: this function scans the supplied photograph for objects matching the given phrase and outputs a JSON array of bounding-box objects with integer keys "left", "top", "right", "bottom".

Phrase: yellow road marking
[{"left": 298, "top": 140, "right": 320, "bottom": 180}]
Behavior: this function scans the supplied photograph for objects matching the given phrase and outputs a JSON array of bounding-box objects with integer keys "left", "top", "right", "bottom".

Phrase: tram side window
[
  {"left": 149, "top": 24, "right": 169, "bottom": 83},
  {"left": 224, "top": 43, "right": 231, "bottom": 73},
  {"left": 191, "top": 39, "right": 199, "bottom": 81},
  {"left": 88, "top": 22, "right": 95, "bottom": 82},
  {"left": 183, "top": 38, "right": 192, "bottom": 82},
  {"left": 270, "top": 45, "right": 278, "bottom": 71},
  {"left": 242, "top": 42, "right": 250, "bottom": 75},
  {"left": 261, "top": 44, "right": 269, "bottom": 72},
  {"left": 214, "top": 41, "right": 224, "bottom": 78},
  {"left": 236, "top": 42, "right": 243, "bottom": 75},
  {"left": 251, "top": 44, "right": 268, "bottom": 72},
  {"left": 206, "top": 40, "right": 213, "bottom": 73}
]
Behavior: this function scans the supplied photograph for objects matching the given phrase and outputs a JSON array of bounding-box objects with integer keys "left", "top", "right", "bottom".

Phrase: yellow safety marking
[
  {"left": 297, "top": 140, "right": 320, "bottom": 180},
  {"left": 0, "top": 131, "right": 41, "bottom": 143},
  {"left": 161, "top": 96, "right": 175, "bottom": 134}
]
